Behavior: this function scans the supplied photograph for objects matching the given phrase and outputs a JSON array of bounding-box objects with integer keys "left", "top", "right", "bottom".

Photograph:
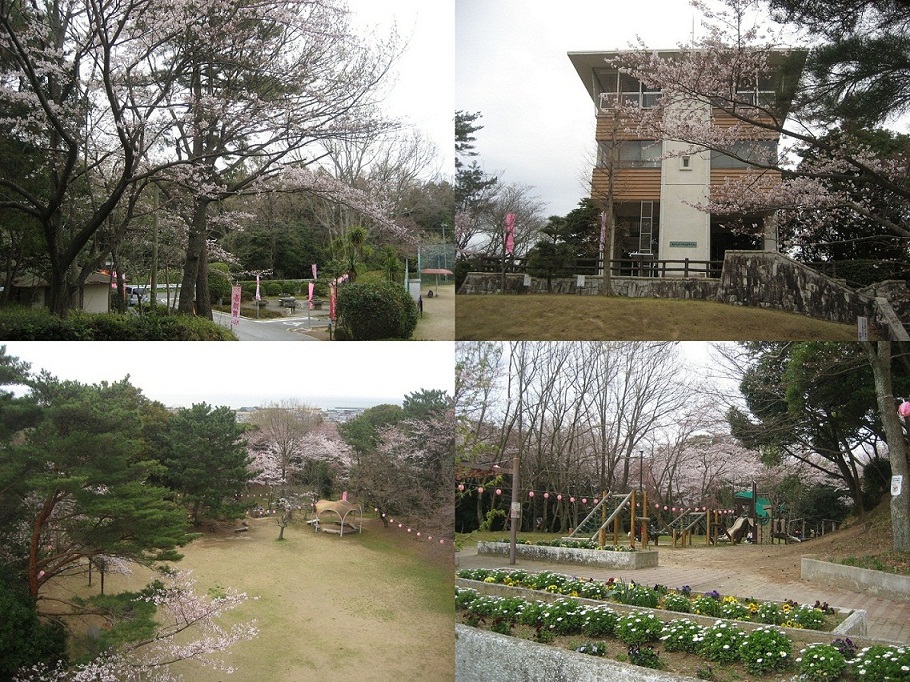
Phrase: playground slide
[{"left": 724, "top": 517, "right": 752, "bottom": 543}]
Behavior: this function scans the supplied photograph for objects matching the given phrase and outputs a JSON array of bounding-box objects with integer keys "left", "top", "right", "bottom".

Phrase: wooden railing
[{"left": 463, "top": 256, "right": 723, "bottom": 279}]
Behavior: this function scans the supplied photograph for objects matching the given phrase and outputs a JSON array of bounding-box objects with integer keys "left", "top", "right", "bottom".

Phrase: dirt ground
[
  {"left": 656, "top": 506, "right": 901, "bottom": 580},
  {"left": 414, "top": 283, "right": 455, "bottom": 340}
]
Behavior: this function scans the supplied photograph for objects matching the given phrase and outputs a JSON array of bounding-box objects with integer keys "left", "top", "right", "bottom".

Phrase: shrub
[
  {"left": 662, "top": 592, "right": 693, "bottom": 613},
  {"left": 797, "top": 643, "right": 847, "bottom": 682},
  {"left": 627, "top": 643, "right": 662, "bottom": 669},
  {"left": 575, "top": 641, "right": 607, "bottom": 657},
  {"left": 611, "top": 580, "right": 659, "bottom": 608},
  {"left": 789, "top": 604, "right": 826, "bottom": 630},
  {"left": 579, "top": 606, "right": 618, "bottom": 637},
  {"left": 208, "top": 267, "right": 233, "bottom": 304},
  {"left": 537, "top": 598, "right": 584, "bottom": 635},
  {"left": 455, "top": 588, "right": 479, "bottom": 610},
  {"left": 719, "top": 596, "right": 751, "bottom": 621},
  {"left": 336, "top": 281, "right": 417, "bottom": 340},
  {"left": 0, "top": 307, "right": 235, "bottom": 340},
  {"left": 740, "top": 626, "right": 792, "bottom": 675},
  {"left": 696, "top": 621, "right": 746, "bottom": 664},
  {"left": 692, "top": 594, "right": 723, "bottom": 618},
  {"left": 851, "top": 644, "right": 910, "bottom": 680},
  {"left": 660, "top": 618, "right": 703, "bottom": 653},
  {"left": 265, "top": 281, "right": 282, "bottom": 296},
  {"left": 0, "top": 581, "right": 68, "bottom": 678},
  {"left": 614, "top": 612, "right": 664, "bottom": 645}
]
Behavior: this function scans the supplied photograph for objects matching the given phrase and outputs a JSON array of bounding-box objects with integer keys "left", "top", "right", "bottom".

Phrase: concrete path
[{"left": 456, "top": 546, "right": 910, "bottom": 644}]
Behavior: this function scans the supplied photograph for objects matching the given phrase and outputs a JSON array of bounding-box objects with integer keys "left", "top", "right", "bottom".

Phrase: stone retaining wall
[
  {"left": 456, "top": 625, "right": 702, "bottom": 682},
  {"left": 457, "top": 252, "right": 910, "bottom": 338},
  {"left": 477, "top": 541, "right": 658, "bottom": 569},
  {"left": 802, "top": 557, "right": 910, "bottom": 603},
  {"left": 716, "top": 251, "right": 872, "bottom": 324}
]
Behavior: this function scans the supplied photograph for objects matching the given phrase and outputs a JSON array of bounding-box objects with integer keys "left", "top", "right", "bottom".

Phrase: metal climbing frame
[{"left": 564, "top": 492, "right": 634, "bottom": 543}]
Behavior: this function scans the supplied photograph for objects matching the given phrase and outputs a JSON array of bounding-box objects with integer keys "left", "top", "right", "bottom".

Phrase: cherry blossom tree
[
  {"left": 16, "top": 569, "right": 258, "bottom": 682},
  {"left": 0, "top": 0, "right": 406, "bottom": 317},
  {"left": 609, "top": 0, "right": 910, "bottom": 246},
  {"left": 157, "top": 0, "right": 402, "bottom": 317}
]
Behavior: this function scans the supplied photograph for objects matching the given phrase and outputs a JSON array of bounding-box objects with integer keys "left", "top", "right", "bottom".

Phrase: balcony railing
[{"left": 599, "top": 91, "right": 663, "bottom": 109}]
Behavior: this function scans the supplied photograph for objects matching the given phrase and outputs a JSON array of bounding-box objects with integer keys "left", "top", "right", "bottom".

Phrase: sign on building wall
[{"left": 669, "top": 241, "right": 698, "bottom": 248}]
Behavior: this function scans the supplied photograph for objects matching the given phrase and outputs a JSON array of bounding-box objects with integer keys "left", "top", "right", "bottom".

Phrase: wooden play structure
[
  {"left": 307, "top": 499, "right": 363, "bottom": 537},
  {"left": 564, "top": 490, "right": 651, "bottom": 549}
]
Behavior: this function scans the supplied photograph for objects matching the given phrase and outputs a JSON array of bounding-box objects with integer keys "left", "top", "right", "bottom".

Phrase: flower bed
[
  {"left": 458, "top": 568, "right": 849, "bottom": 632},
  {"left": 477, "top": 540, "right": 657, "bottom": 569},
  {"left": 455, "top": 585, "right": 899, "bottom": 681}
]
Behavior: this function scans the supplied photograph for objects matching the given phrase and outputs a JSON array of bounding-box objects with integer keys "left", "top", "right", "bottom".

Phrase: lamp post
[
  {"left": 639, "top": 450, "right": 644, "bottom": 491},
  {"left": 509, "top": 453, "right": 520, "bottom": 565}
]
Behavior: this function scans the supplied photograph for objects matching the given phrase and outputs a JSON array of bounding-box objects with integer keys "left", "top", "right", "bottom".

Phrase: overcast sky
[
  {"left": 348, "top": 0, "right": 454, "bottom": 179},
  {"left": 456, "top": 0, "right": 752, "bottom": 217},
  {"left": 3, "top": 342, "right": 455, "bottom": 409}
]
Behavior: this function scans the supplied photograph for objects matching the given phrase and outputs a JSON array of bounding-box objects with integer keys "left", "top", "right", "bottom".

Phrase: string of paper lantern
[
  {"left": 376, "top": 509, "right": 447, "bottom": 544},
  {"left": 458, "top": 484, "right": 740, "bottom": 515}
]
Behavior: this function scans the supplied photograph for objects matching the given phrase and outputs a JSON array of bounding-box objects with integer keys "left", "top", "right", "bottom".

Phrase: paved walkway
[{"left": 456, "top": 546, "right": 910, "bottom": 644}]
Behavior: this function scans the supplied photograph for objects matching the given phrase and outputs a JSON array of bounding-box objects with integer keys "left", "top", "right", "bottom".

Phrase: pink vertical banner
[
  {"left": 230, "top": 285, "right": 241, "bottom": 328},
  {"left": 342, "top": 491, "right": 348, "bottom": 501},
  {"left": 255, "top": 274, "right": 261, "bottom": 301},
  {"left": 308, "top": 282, "right": 314, "bottom": 309},
  {"left": 599, "top": 211, "right": 607, "bottom": 274},
  {"left": 329, "top": 284, "right": 336, "bottom": 321},
  {"left": 505, "top": 213, "right": 516, "bottom": 255},
  {"left": 311, "top": 263, "right": 317, "bottom": 279}
]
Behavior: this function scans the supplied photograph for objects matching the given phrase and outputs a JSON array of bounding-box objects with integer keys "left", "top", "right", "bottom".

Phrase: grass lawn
[
  {"left": 455, "top": 294, "right": 868, "bottom": 340},
  {"left": 47, "top": 516, "right": 454, "bottom": 681}
]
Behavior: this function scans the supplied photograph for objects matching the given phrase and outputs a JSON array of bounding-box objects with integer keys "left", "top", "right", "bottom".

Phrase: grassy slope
[
  {"left": 456, "top": 295, "right": 866, "bottom": 340},
  {"left": 48, "top": 517, "right": 454, "bottom": 681}
]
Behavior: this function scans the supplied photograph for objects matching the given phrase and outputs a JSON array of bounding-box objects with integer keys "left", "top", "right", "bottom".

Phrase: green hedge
[
  {"left": 336, "top": 281, "right": 417, "bottom": 340},
  {"left": 0, "top": 306, "right": 236, "bottom": 340}
]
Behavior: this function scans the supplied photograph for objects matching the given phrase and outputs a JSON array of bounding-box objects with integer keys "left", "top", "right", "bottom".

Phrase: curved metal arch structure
[{"left": 312, "top": 499, "right": 363, "bottom": 537}]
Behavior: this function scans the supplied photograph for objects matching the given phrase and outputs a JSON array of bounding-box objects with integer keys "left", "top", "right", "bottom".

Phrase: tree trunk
[
  {"left": 178, "top": 199, "right": 211, "bottom": 315},
  {"left": 864, "top": 341, "right": 910, "bottom": 551}
]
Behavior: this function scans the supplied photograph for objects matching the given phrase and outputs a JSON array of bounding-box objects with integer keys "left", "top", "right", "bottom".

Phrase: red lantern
[
  {"left": 570, "top": 497, "right": 575, "bottom": 503},
  {"left": 477, "top": 486, "right": 484, "bottom": 494},
  {"left": 582, "top": 498, "right": 587, "bottom": 504},
  {"left": 900, "top": 401, "right": 910, "bottom": 417},
  {"left": 543, "top": 492, "right": 549, "bottom": 499},
  {"left": 398, "top": 523, "right": 403, "bottom": 528},
  {"left": 458, "top": 484, "right": 464, "bottom": 492},
  {"left": 557, "top": 494, "right": 562, "bottom": 501},
  {"left": 672, "top": 507, "right": 677, "bottom": 512},
  {"left": 593, "top": 498, "right": 599, "bottom": 505},
  {"left": 528, "top": 491, "right": 535, "bottom": 498},
  {"left": 663, "top": 505, "right": 668, "bottom": 510},
  {"left": 496, "top": 488, "right": 502, "bottom": 495}
]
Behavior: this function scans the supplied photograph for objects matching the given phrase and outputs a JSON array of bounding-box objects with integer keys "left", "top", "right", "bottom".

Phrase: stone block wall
[
  {"left": 716, "top": 251, "right": 873, "bottom": 324},
  {"left": 458, "top": 252, "right": 910, "bottom": 338}
]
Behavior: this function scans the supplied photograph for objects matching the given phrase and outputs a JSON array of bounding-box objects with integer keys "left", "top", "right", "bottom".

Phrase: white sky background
[
  {"left": 3, "top": 342, "right": 455, "bottom": 409},
  {"left": 347, "top": 0, "right": 454, "bottom": 179},
  {"left": 456, "top": 0, "right": 773, "bottom": 217}
]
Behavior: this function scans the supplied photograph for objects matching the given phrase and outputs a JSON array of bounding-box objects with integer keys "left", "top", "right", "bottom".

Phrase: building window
[
  {"left": 680, "top": 155, "right": 691, "bottom": 170},
  {"left": 711, "top": 140, "right": 778, "bottom": 169},
  {"left": 598, "top": 140, "right": 662, "bottom": 168},
  {"left": 596, "top": 69, "right": 661, "bottom": 109}
]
